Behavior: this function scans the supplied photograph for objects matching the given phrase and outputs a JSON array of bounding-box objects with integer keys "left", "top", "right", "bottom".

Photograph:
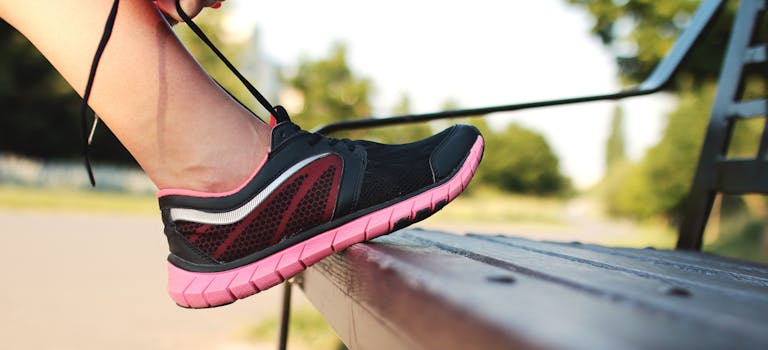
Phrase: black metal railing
[
  {"left": 314, "top": 0, "right": 726, "bottom": 136},
  {"left": 678, "top": 0, "right": 767, "bottom": 250}
]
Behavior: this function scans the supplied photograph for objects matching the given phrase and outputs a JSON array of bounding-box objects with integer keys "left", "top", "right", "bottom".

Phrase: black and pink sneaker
[{"left": 158, "top": 107, "right": 483, "bottom": 308}]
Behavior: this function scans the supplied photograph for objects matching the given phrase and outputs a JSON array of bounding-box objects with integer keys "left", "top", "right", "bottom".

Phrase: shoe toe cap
[{"left": 429, "top": 124, "right": 482, "bottom": 181}]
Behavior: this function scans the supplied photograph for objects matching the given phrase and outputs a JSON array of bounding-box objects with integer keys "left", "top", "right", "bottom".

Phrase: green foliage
[
  {"left": 479, "top": 123, "right": 571, "bottom": 196},
  {"left": 604, "top": 83, "right": 765, "bottom": 221},
  {"left": 0, "top": 9, "right": 247, "bottom": 165},
  {"left": 440, "top": 99, "right": 571, "bottom": 196},
  {"left": 0, "top": 185, "right": 156, "bottom": 213},
  {"left": 566, "top": 0, "right": 736, "bottom": 87},
  {"left": 604, "top": 86, "right": 712, "bottom": 220},
  {"left": 0, "top": 20, "right": 134, "bottom": 163},
  {"left": 573, "top": 0, "right": 765, "bottom": 222},
  {"left": 605, "top": 105, "right": 626, "bottom": 173},
  {"left": 705, "top": 195, "right": 768, "bottom": 263},
  {"left": 243, "top": 307, "right": 345, "bottom": 350},
  {"left": 287, "top": 43, "right": 373, "bottom": 132}
]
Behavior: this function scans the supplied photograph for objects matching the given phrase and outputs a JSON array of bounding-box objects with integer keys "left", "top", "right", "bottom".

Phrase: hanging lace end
[
  {"left": 84, "top": 154, "right": 96, "bottom": 187},
  {"left": 84, "top": 115, "right": 98, "bottom": 187},
  {"left": 88, "top": 116, "right": 100, "bottom": 145},
  {"left": 79, "top": 0, "right": 119, "bottom": 187}
]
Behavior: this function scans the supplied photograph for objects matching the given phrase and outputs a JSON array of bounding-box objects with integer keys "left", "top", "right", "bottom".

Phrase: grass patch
[
  {"left": 706, "top": 219, "right": 768, "bottom": 263},
  {"left": 598, "top": 222, "right": 678, "bottom": 249},
  {"left": 0, "top": 185, "right": 157, "bottom": 214},
  {"left": 430, "top": 189, "right": 567, "bottom": 225},
  {"left": 242, "top": 307, "right": 345, "bottom": 350}
]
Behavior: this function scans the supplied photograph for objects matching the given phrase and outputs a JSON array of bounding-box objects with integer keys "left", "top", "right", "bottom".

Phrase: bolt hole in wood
[
  {"left": 486, "top": 275, "right": 516, "bottom": 284},
  {"left": 659, "top": 285, "right": 692, "bottom": 297}
]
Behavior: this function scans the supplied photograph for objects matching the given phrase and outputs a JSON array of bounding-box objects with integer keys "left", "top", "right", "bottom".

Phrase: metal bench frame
[{"left": 278, "top": 0, "right": 768, "bottom": 348}]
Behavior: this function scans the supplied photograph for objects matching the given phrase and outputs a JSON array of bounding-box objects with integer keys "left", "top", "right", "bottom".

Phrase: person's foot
[{"left": 159, "top": 106, "right": 484, "bottom": 308}]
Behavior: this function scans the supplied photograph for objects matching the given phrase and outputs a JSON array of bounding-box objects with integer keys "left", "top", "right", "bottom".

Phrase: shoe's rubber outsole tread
[{"left": 168, "top": 136, "right": 484, "bottom": 308}]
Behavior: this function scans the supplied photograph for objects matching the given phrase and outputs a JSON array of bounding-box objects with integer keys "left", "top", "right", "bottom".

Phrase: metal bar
[
  {"left": 757, "top": 42, "right": 768, "bottom": 159},
  {"left": 636, "top": 0, "right": 727, "bottom": 91},
  {"left": 316, "top": 91, "right": 647, "bottom": 134},
  {"left": 744, "top": 44, "right": 767, "bottom": 64},
  {"left": 277, "top": 282, "right": 293, "bottom": 350},
  {"left": 758, "top": 113, "right": 768, "bottom": 159},
  {"left": 729, "top": 99, "right": 768, "bottom": 118},
  {"left": 677, "top": 0, "right": 764, "bottom": 250},
  {"left": 315, "top": 0, "right": 726, "bottom": 135},
  {"left": 717, "top": 159, "right": 768, "bottom": 193}
]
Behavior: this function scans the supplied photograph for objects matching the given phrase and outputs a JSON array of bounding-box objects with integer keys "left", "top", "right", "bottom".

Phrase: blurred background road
[{"left": 0, "top": 210, "right": 309, "bottom": 350}]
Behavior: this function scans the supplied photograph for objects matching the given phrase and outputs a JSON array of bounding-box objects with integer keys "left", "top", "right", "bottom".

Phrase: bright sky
[{"left": 226, "top": 0, "right": 674, "bottom": 188}]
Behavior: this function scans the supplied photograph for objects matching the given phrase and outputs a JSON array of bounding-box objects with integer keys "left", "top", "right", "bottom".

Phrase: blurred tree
[
  {"left": 569, "top": 0, "right": 765, "bottom": 221},
  {"left": 566, "top": 0, "right": 735, "bottom": 88},
  {"left": 286, "top": 43, "right": 373, "bottom": 133},
  {"left": 0, "top": 8, "right": 250, "bottom": 165},
  {"left": 438, "top": 98, "right": 570, "bottom": 196},
  {"left": 0, "top": 20, "right": 134, "bottom": 164},
  {"left": 604, "top": 86, "right": 712, "bottom": 220},
  {"left": 605, "top": 105, "right": 626, "bottom": 174},
  {"left": 480, "top": 123, "right": 571, "bottom": 195}
]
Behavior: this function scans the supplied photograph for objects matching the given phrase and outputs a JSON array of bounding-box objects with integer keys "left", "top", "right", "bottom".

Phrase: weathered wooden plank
[
  {"left": 564, "top": 241, "right": 768, "bottom": 280},
  {"left": 299, "top": 229, "right": 768, "bottom": 350},
  {"left": 300, "top": 239, "right": 541, "bottom": 350},
  {"left": 476, "top": 234, "right": 768, "bottom": 300},
  {"left": 413, "top": 231, "right": 768, "bottom": 340}
]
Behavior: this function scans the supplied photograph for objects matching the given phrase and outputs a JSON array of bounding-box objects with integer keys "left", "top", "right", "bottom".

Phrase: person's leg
[
  {"left": 2, "top": 0, "right": 485, "bottom": 309},
  {"left": 0, "top": 0, "right": 269, "bottom": 192}
]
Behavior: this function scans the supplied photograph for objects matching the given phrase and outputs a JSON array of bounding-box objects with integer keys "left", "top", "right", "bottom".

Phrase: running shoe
[{"left": 159, "top": 106, "right": 484, "bottom": 308}]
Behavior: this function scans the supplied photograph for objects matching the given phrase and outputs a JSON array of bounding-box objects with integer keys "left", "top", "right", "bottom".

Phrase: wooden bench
[
  {"left": 299, "top": 229, "right": 768, "bottom": 349},
  {"left": 279, "top": 0, "right": 768, "bottom": 348}
]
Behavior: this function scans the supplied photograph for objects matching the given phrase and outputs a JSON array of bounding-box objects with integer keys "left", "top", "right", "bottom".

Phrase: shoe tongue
[{"left": 269, "top": 105, "right": 291, "bottom": 128}]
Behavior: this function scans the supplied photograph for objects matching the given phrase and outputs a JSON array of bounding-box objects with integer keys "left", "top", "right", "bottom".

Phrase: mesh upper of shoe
[{"left": 352, "top": 134, "right": 444, "bottom": 211}]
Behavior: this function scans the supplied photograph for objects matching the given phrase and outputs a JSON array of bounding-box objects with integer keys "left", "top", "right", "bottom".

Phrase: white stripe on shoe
[{"left": 169, "top": 153, "right": 331, "bottom": 225}]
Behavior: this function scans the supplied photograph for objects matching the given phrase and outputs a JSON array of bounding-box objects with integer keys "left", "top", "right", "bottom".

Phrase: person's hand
[{"left": 154, "top": 0, "right": 223, "bottom": 24}]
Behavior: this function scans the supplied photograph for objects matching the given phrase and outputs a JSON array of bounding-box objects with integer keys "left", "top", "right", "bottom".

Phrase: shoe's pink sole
[{"left": 168, "top": 136, "right": 484, "bottom": 308}]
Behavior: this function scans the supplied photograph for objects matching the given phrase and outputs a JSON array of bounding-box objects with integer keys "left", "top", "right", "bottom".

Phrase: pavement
[{"left": 0, "top": 210, "right": 308, "bottom": 350}]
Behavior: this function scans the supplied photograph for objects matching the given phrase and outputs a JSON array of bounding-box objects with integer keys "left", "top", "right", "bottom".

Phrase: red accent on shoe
[
  {"left": 269, "top": 114, "right": 277, "bottom": 128},
  {"left": 176, "top": 155, "right": 343, "bottom": 262}
]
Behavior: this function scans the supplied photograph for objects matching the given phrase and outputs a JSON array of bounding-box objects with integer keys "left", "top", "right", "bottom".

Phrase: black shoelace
[
  {"left": 80, "top": 0, "right": 120, "bottom": 186},
  {"left": 81, "top": 0, "right": 280, "bottom": 185}
]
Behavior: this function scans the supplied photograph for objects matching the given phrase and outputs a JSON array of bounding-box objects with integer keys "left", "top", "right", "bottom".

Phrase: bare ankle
[{"left": 153, "top": 117, "right": 271, "bottom": 193}]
